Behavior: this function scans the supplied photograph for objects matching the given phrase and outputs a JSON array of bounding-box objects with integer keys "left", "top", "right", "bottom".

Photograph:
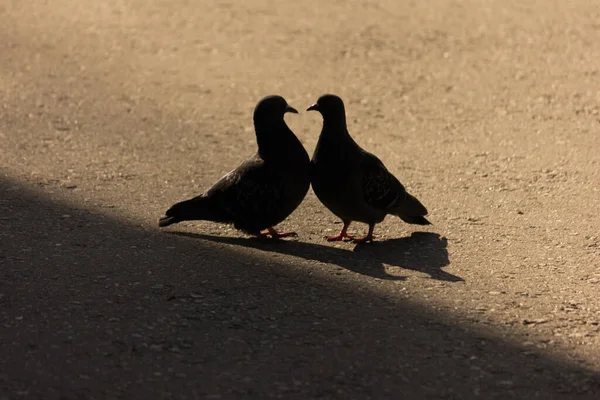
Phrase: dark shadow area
[
  {"left": 169, "top": 231, "right": 460, "bottom": 282},
  {"left": 1, "top": 177, "right": 599, "bottom": 399}
]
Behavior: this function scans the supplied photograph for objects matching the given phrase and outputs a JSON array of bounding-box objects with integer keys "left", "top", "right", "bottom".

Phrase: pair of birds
[{"left": 159, "top": 94, "right": 430, "bottom": 243}]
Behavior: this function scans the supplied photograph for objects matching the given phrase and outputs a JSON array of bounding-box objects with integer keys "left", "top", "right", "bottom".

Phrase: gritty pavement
[{"left": 1, "top": 0, "right": 600, "bottom": 398}]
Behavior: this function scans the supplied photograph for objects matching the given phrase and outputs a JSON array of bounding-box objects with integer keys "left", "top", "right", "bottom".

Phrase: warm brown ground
[{"left": 1, "top": 0, "right": 600, "bottom": 398}]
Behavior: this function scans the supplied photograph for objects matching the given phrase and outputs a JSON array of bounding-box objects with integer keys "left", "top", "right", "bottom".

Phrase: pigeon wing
[
  {"left": 207, "top": 155, "right": 284, "bottom": 231},
  {"left": 359, "top": 151, "right": 408, "bottom": 211}
]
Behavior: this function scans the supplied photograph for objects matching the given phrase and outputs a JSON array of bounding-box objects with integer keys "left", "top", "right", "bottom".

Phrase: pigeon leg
[
  {"left": 327, "top": 221, "right": 354, "bottom": 241},
  {"left": 352, "top": 224, "right": 375, "bottom": 244},
  {"left": 264, "top": 226, "right": 298, "bottom": 239}
]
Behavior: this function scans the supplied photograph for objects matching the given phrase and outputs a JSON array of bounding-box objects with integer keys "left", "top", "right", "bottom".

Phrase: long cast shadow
[
  {"left": 169, "top": 230, "right": 454, "bottom": 283},
  {"left": 3, "top": 172, "right": 600, "bottom": 399}
]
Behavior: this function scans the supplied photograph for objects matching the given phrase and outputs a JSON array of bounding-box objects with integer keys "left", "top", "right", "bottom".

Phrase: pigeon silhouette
[
  {"left": 307, "top": 94, "right": 430, "bottom": 243},
  {"left": 159, "top": 95, "right": 310, "bottom": 238}
]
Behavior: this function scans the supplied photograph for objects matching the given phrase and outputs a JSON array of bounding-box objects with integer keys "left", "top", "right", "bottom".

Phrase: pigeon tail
[
  {"left": 391, "top": 192, "right": 431, "bottom": 225},
  {"left": 399, "top": 215, "right": 432, "bottom": 225},
  {"left": 158, "top": 195, "right": 228, "bottom": 227},
  {"left": 158, "top": 215, "right": 179, "bottom": 227}
]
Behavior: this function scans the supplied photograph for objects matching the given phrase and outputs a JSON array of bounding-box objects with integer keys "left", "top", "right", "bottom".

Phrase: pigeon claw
[
  {"left": 264, "top": 227, "right": 298, "bottom": 239},
  {"left": 351, "top": 235, "right": 374, "bottom": 244},
  {"left": 326, "top": 223, "right": 353, "bottom": 242},
  {"left": 327, "top": 233, "right": 354, "bottom": 242},
  {"left": 351, "top": 224, "right": 375, "bottom": 244}
]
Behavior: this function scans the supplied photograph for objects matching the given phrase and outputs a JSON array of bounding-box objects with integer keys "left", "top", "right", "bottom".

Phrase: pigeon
[
  {"left": 159, "top": 95, "right": 310, "bottom": 238},
  {"left": 307, "top": 94, "right": 430, "bottom": 243}
]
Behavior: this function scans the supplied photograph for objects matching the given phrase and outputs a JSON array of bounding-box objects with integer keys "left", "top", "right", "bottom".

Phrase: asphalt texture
[{"left": 1, "top": 1, "right": 600, "bottom": 398}]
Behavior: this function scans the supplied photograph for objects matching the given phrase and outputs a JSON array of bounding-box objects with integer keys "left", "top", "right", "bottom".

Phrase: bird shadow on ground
[{"left": 168, "top": 231, "right": 461, "bottom": 282}]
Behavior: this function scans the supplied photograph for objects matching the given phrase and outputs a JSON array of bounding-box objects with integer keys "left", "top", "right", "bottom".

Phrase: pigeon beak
[
  {"left": 285, "top": 105, "right": 299, "bottom": 114},
  {"left": 306, "top": 103, "right": 319, "bottom": 112}
]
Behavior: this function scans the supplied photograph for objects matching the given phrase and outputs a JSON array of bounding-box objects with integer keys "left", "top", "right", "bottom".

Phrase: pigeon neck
[
  {"left": 322, "top": 116, "right": 350, "bottom": 140},
  {"left": 254, "top": 119, "right": 289, "bottom": 160},
  {"left": 323, "top": 114, "right": 347, "bottom": 132}
]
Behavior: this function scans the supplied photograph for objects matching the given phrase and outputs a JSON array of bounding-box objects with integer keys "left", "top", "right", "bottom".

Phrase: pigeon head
[
  {"left": 253, "top": 95, "right": 298, "bottom": 125},
  {"left": 307, "top": 94, "right": 347, "bottom": 127}
]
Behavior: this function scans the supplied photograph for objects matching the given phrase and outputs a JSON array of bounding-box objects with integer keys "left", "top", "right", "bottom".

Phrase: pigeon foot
[
  {"left": 262, "top": 227, "right": 298, "bottom": 239},
  {"left": 327, "top": 233, "right": 355, "bottom": 242},
  {"left": 351, "top": 223, "right": 375, "bottom": 244},
  {"left": 351, "top": 234, "right": 374, "bottom": 244},
  {"left": 326, "top": 222, "right": 353, "bottom": 242}
]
